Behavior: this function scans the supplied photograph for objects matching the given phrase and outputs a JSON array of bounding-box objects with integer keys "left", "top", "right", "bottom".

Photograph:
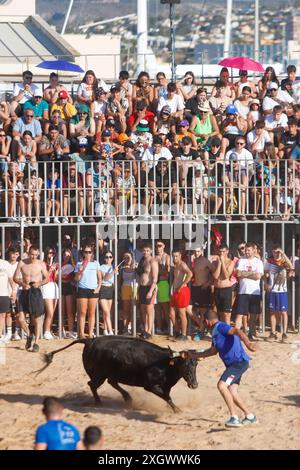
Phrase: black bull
[{"left": 41, "top": 336, "right": 199, "bottom": 412}]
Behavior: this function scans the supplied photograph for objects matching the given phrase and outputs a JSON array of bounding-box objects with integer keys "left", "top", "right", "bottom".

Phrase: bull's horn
[{"left": 171, "top": 351, "right": 181, "bottom": 358}]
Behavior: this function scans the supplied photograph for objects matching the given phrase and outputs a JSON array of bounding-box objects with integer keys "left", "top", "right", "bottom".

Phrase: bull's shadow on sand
[{"left": 0, "top": 392, "right": 195, "bottom": 425}]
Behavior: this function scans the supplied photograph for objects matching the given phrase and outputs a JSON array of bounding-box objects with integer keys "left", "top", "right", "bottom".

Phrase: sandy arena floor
[{"left": 1, "top": 333, "right": 300, "bottom": 450}]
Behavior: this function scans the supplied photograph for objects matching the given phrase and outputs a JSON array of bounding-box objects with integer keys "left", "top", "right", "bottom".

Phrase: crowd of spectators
[{"left": 1, "top": 65, "right": 300, "bottom": 222}]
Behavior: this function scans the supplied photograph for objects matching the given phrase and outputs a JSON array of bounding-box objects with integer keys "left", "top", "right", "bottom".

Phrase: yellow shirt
[{"left": 51, "top": 103, "right": 77, "bottom": 121}]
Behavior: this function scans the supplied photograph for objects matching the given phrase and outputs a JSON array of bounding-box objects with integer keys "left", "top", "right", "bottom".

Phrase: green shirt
[{"left": 24, "top": 99, "right": 49, "bottom": 118}]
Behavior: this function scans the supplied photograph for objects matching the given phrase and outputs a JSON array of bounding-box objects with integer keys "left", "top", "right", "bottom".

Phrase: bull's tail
[{"left": 34, "top": 339, "right": 89, "bottom": 376}]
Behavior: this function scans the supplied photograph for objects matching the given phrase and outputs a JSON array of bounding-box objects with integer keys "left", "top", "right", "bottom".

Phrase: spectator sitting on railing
[
  {"left": 2, "top": 162, "right": 25, "bottom": 222},
  {"left": 128, "top": 99, "right": 155, "bottom": 133},
  {"left": 264, "top": 105, "right": 288, "bottom": 146},
  {"left": 38, "top": 125, "right": 70, "bottom": 162},
  {"left": 43, "top": 72, "right": 72, "bottom": 105},
  {"left": 69, "top": 104, "right": 95, "bottom": 150},
  {"left": 62, "top": 162, "right": 85, "bottom": 224},
  {"left": 220, "top": 104, "right": 248, "bottom": 154},
  {"left": 157, "top": 82, "right": 185, "bottom": 121},
  {"left": 234, "top": 70, "right": 257, "bottom": 98},
  {"left": 262, "top": 82, "right": 294, "bottom": 116},
  {"left": 209, "top": 80, "right": 233, "bottom": 127},
  {"left": 174, "top": 120, "right": 197, "bottom": 148},
  {"left": 211, "top": 67, "right": 236, "bottom": 100},
  {"left": 174, "top": 136, "right": 200, "bottom": 188},
  {"left": 17, "top": 131, "right": 37, "bottom": 172},
  {"left": 86, "top": 160, "right": 112, "bottom": 221},
  {"left": 132, "top": 71, "right": 154, "bottom": 110},
  {"left": 247, "top": 98, "right": 261, "bottom": 130},
  {"left": 11, "top": 70, "right": 39, "bottom": 117},
  {"left": 0, "top": 100, "right": 11, "bottom": 133},
  {"left": 223, "top": 153, "right": 240, "bottom": 220},
  {"left": 250, "top": 163, "right": 272, "bottom": 220},
  {"left": 190, "top": 104, "right": 220, "bottom": 148},
  {"left": 45, "top": 168, "right": 61, "bottom": 224},
  {"left": 0, "top": 129, "right": 11, "bottom": 174},
  {"left": 77, "top": 69, "right": 109, "bottom": 106},
  {"left": 247, "top": 120, "right": 271, "bottom": 158},
  {"left": 107, "top": 85, "right": 128, "bottom": 133},
  {"left": 90, "top": 87, "right": 107, "bottom": 135},
  {"left": 148, "top": 158, "right": 177, "bottom": 214},
  {"left": 24, "top": 169, "right": 42, "bottom": 225},
  {"left": 51, "top": 90, "right": 77, "bottom": 121},
  {"left": 23, "top": 89, "right": 49, "bottom": 123},
  {"left": 115, "top": 162, "right": 137, "bottom": 217}
]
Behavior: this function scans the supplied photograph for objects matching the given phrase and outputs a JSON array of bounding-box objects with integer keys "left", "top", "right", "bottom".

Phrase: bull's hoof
[{"left": 172, "top": 406, "right": 182, "bottom": 413}]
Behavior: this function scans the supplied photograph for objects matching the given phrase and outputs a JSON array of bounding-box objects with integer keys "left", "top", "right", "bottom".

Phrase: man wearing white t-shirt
[
  {"left": 235, "top": 242, "right": 264, "bottom": 340},
  {"left": 12, "top": 70, "right": 39, "bottom": 116},
  {"left": 247, "top": 120, "right": 271, "bottom": 155},
  {"left": 157, "top": 82, "right": 184, "bottom": 120},
  {"left": 0, "top": 253, "right": 16, "bottom": 342},
  {"left": 142, "top": 136, "right": 173, "bottom": 170},
  {"left": 262, "top": 82, "right": 294, "bottom": 115}
]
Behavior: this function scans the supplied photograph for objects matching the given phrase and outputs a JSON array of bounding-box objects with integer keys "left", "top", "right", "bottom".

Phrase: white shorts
[{"left": 41, "top": 282, "right": 59, "bottom": 300}]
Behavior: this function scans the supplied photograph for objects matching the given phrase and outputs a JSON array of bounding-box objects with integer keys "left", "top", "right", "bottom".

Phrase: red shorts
[{"left": 170, "top": 286, "right": 191, "bottom": 309}]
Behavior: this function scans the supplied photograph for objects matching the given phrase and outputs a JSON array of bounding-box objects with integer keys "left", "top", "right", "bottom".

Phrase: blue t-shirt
[
  {"left": 75, "top": 260, "right": 101, "bottom": 289},
  {"left": 100, "top": 263, "right": 115, "bottom": 287},
  {"left": 35, "top": 420, "right": 80, "bottom": 450},
  {"left": 212, "top": 321, "right": 250, "bottom": 367}
]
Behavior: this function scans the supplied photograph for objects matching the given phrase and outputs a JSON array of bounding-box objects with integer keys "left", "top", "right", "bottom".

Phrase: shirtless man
[
  {"left": 170, "top": 250, "right": 193, "bottom": 341},
  {"left": 212, "top": 244, "right": 235, "bottom": 324},
  {"left": 137, "top": 244, "right": 159, "bottom": 339},
  {"left": 191, "top": 246, "right": 214, "bottom": 337},
  {"left": 13, "top": 245, "right": 49, "bottom": 352},
  {"left": 155, "top": 240, "right": 170, "bottom": 334}
]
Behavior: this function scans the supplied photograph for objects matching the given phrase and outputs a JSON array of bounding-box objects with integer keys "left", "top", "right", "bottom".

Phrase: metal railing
[{"left": 1, "top": 159, "right": 300, "bottom": 223}]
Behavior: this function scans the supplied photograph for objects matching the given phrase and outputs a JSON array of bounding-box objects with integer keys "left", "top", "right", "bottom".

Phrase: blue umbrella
[{"left": 36, "top": 60, "right": 84, "bottom": 73}]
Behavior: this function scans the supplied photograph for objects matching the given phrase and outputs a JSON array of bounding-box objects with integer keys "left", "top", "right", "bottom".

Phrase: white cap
[
  {"left": 34, "top": 89, "right": 43, "bottom": 97},
  {"left": 268, "top": 82, "right": 278, "bottom": 90}
]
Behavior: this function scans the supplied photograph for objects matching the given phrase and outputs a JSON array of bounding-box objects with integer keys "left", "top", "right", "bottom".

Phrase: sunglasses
[
  {"left": 25, "top": 76, "right": 32, "bottom": 80},
  {"left": 105, "top": 255, "right": 113, "bottom": 259},
  {"left": 236, "top": 142, "right": 245, "bottom": 146},
  {"left": 34, "top": 96, "right": 42, "bottom": 99},
  {"left": 25, "top": 115, "right": 34, "bottom": 118},
  {"left": 84, "top": 250, "right": 92, "bottom": 254},
  {"left": 239, "top": 246, "right": 246, "bottom": 250},
  {"left": 0, "top": 133, "right": 6, "bottom": 137}
]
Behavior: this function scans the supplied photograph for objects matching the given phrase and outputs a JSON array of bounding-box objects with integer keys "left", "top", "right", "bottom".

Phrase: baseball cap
[
  {"left": 179, "top": 119, "right": 190, "bottom": 127},
  {"left": 199, "top": 105, "right": 211, "bottom": 113},
  {"left": 106, "top": 119, "right": 115, "bottom": 127},
  {"left": 161, "top": 105, "right": 171, "bottom": 115},
  {"left": 110, "top": 84, "right": 121, "bottom": 93},
  {"left": 34, "top": 89, "right": 43, "bottom": 97},
  {"left": 78, "top": 137, "right": 88, "bottom": 147},
  {"left": 268, "top": 82, "right": 279, "bottom": 90},
  {"left": 226, "top": 104, "right": 238, "bottom": 115},
  {"left": 229, "top": 152, "right": 239, "bottom": 161},
  {"left": 102, "top": 129, "right": 112, "bottom": 137},
  {"left": 250, "top": 98, "right": 260, "bottom": 106},
  {"left": 58, "top": 90, "right": 68, "bottom": 99}
]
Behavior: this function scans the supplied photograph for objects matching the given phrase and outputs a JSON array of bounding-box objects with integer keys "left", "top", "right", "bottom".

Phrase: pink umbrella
[{"left": 218, "top": 56, "right": 265, "bottom": 72}]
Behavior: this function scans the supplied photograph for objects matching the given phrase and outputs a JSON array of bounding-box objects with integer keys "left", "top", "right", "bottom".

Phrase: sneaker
[
  {"left": 34, "top": 218, "right": 40, "bottom": 225},
  {"left": 225, "top": 417, "right": 242, "bottom": 428},
  {"left": 242, "top": 415, "right": 257, "bottom": 426},
  {"left": 45, "top": 217, "right": 50, "bottom": 224},
  {"left": 103, "top": 330, "right": 108, "bottom": 336},
  {"left": 13, "top": 331, "right": 22, "bottom": 341},
  {"left": 193, "top": 331, "right": 204, "bottom": 342},
  {"left": 4, "top": 332, "right": 12, "bottom": 341},
  {"left": 282, "top": 333, "right": 288, "bottom": 343},
  {"left": 25, "top": 335, "right": 34, "bottom": 350},
  {"left": 43, "top": 331, "right": 54, "bottom": 340},
  {"left": 27, "top": 218, "right": 32, "bottom": 225},
  {"left": 107, "top": 331, "right": 114, "bottom": 336},
  {"left": 265, "top": 332, "right": 277, "bottom": 342},
  {"left": 53, "top": 217, "right": 60, "bottom": 224},
  {"left": 68, "top": 331, "right": 78, "bottom": 339},
  {"left": 0, "top": 335, "right": 9, "bottom": 343},
  {"left": 62, "top": 217, "right": 69, "bottom": 224},
  {"left": 32, "top": 343, "right": 39, "bottom": 353},
  {"left": 176, "top": 334, "right": 188, "bottom": 341},
  {"left": 8, "top": 217, "right": 18, "bottom": 223},
  {"left": 77, "top": 216, "right": 85, "bottom": 224}
]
